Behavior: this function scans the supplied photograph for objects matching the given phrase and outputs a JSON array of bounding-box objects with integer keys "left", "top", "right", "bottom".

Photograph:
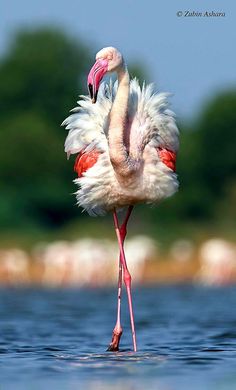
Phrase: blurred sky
[{"left": 0, "top": 0, "right": 235, "bottom": 119}]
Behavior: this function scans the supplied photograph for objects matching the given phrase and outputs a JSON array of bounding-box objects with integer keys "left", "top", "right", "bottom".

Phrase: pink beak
[{"left": 87, "top": 59, "right": 108, "bottom": 103}]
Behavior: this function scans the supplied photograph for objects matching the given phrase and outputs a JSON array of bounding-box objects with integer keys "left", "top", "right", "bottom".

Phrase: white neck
[{"left": 108, "top": 64, "right": 131, "bottom": 176}]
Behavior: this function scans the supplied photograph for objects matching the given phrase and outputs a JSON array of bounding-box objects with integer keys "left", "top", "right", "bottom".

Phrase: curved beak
[{"left": 87, "top": 59, "right": 108, "bottom": 103}]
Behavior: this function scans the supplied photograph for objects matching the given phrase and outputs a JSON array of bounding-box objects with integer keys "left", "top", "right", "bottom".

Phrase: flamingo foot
[{"left": 107, "top": 327, "right": 123, "bottom": 351}]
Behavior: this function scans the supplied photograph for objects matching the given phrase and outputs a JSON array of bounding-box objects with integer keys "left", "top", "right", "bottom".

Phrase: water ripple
[{"left": 0, "top": 286, "right": 236, "bottom": 389}]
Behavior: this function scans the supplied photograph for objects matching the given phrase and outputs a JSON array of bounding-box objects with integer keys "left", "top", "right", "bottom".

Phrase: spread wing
[{"left": 63, "top": 79, "right": 179, "bottom": 162}]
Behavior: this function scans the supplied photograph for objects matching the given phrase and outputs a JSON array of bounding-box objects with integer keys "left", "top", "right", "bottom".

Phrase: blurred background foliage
[{"left": 0, "top": 27, "right": 236, "bottom": 248}]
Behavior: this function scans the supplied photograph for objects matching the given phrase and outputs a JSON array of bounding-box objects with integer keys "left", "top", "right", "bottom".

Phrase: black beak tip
[
  {"left": 88, "top": 83, "right": 98, "bottom": 104},
  {"left": 93, "top": 90, "right": 98, "bottom": 104},
  {"left": 88, "top": 83, "right": 93, "bottom": 100}
]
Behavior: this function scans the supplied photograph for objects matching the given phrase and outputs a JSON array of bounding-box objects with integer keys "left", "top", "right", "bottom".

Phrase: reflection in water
[{"left": 0, "top": 286, "right": 236, "bottom": 390}]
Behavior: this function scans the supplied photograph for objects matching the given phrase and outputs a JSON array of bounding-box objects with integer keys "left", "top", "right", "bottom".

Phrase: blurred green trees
[
  {"left": 0, "top": 27, "right": 236, "bottom": 241},
  {"left": 177, "top": 90, "right": 236, "bottom": 222},
  {"left": 0, "top": 28, "right": 91, "bottom": 230}
]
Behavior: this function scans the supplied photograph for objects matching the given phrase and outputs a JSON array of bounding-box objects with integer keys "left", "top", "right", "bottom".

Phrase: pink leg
[
  {"left": 113, "top": 208, "right": 137, "bottom": 352},
  {"left": 107, "top": 251, "right": 123, "bottom": 351},
  {"left": 107, "top": 206, "right": 133, "bottom": 351}
]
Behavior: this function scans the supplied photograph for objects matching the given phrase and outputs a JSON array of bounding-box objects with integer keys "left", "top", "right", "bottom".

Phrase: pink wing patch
[
  {"left": 74, "top": 150, "right": 101, "bottom": 177},
  {"left": 74, "top": 148, "right": 176, "bottom": 177},
  {"left": 157, "top": 147, "right": 176, "bottom": 172}
]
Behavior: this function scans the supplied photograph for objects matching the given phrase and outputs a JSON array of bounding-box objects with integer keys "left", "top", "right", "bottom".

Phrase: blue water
[{"left": 0, "top": 285, "right": 236, "bottom": 389}]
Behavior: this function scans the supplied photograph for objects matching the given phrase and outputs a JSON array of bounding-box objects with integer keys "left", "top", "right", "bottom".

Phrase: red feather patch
[
  {"left": 157, "top": 147, "right": 176, "bottom": 172},
  {"left": 74, "top": 150, "right": 100, "bottom": 177}
]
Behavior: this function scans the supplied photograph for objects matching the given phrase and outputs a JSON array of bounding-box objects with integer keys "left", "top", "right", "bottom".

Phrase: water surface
[{"left": 0, "top": 285, "right": 236, "bottom": 389}]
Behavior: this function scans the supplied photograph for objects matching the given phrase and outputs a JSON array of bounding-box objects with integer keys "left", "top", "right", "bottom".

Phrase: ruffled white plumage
[
  {"left": 63, "top": 82, "right": 112, "bottom": 158},
  {"left": 63, "top": 79, "right": 179, "bottom": 216}
]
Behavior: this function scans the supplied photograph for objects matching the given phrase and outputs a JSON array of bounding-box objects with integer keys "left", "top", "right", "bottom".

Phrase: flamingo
[{"left": 62, "top": 47, "right": 179, "bottom": 352}]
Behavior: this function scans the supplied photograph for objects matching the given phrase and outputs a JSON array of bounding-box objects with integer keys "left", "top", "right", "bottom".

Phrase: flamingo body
[{"left": 63, "top": 80, "right": 179, "bottom": 216}]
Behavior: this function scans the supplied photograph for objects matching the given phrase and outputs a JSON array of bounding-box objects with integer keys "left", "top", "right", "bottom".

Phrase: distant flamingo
[{"left": 63, "top": 47, "right": 179, "bottom": 352}]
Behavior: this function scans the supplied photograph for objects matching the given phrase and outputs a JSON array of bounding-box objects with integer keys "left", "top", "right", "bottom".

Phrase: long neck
[{"left": 108, "top": 64, "right": 131, "bottom": 176}]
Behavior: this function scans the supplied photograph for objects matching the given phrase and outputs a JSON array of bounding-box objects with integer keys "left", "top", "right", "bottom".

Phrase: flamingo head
[{"left": 87, "top": 47, "right": 123, "bottom": 103}]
